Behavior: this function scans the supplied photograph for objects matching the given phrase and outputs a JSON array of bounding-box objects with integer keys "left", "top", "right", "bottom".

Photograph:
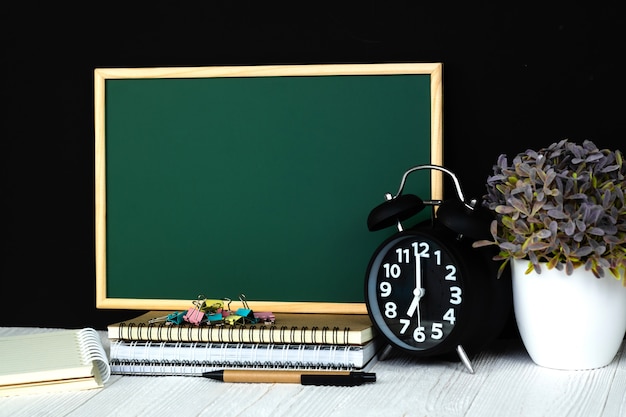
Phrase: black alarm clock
[{"left": 364, "top": 165, "right": 512, "bottom": 373}]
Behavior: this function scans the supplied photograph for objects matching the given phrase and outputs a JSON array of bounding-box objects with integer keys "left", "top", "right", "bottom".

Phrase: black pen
[{"left": 202, "top": 369, "right": 376, "bottom": 386}]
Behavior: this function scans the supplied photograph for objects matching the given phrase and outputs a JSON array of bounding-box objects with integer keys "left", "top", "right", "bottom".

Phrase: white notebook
[
  {"left": 110, "top": 338, "right": 380, "bottom": 376},
  {"left": 0, "top": 328, "right": 111, "bottom": 396}
]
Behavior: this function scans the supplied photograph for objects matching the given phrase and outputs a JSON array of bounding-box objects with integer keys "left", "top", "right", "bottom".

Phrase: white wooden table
[{"left": 1, "top": 327, "right": 624, "bottom": 417}]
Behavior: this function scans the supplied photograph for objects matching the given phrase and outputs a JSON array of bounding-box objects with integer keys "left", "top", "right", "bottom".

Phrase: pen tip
[{"left": 202, "top": 370, "right": 224, "bottom": 381}]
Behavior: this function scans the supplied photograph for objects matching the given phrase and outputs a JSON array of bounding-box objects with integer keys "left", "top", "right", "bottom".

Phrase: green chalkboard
[{"left": 95, "top": 63, "right": 443, "bottom": 313}]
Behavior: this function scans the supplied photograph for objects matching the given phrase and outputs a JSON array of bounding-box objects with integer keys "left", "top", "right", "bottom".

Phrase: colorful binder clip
[
  {"left": 235, "top": 294, "right": 256, "bottom": 323},
  {"left": 220, "top": 298, "right": 233, "bottom": 317},
  {"left": 183, "top": 295, "right": 208, "bottom": 325},
  {"left": 148, "top": 293, "right": 275, "bottom": 327},
  {"left": 207, "top": 312, "right": 224, "bottom": 325},
  {"left": 148, "top": 311, "right": 186, "bottom": 325},
  {"left": 224, "top": 314, "right": 245, "bottom": 326},
  {"left": 253, "top": 311, "right": 276, "bottom": 325},
  {"left": 165, "top": 311, "right": 187, "bottom": 325},
  {"left": 201, "top": 299, "right": 227, "bottom": 314}
]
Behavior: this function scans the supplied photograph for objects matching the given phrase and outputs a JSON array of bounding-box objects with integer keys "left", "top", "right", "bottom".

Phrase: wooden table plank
[{"left": 1, "top": 328, "right": 623, "bottom": 417}]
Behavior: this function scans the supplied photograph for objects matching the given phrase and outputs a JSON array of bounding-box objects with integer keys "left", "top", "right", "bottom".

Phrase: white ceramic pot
[{"left": 511, "top": 258, "right": 626, "bottom": 370}]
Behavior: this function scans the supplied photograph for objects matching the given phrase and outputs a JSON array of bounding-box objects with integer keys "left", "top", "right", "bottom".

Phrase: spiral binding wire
[
  {"left": 109, "top": 358, "right": 354, "bottom": 376},
  {"left": 77, "top": 328, "right": 111, "bottom": 383},
  {"left": 119, "top": 322, "right": 348, "bottom": 345}
]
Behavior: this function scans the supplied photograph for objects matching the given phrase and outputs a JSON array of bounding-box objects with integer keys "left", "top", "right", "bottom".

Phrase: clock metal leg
[
  {"left": 456, "top": 345, "right": 475, "bottom": 374},
  {"left": 378, "top": 344, "right": 394, "bottom": 361}
]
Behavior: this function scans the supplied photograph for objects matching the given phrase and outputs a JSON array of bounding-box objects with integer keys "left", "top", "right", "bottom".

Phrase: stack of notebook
[{"left": 106, "top": 311, "right": 380, "bottom": 376}]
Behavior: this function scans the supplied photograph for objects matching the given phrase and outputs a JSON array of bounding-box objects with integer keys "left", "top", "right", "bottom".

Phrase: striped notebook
[
  {"left": 108, "top": 311, "right": 376, "bottom": 345},
  {"left": 109, "top": 338, "right": 380, "bottom": 376}
]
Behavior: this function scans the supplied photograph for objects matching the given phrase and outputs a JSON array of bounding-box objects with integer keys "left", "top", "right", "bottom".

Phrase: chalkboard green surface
[{"left": 95, "top": 63, "right": 443, "bottom": 313}]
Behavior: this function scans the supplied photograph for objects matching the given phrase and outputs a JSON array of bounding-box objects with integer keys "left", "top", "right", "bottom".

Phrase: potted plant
[{"left": 473, "top": 139, "right": 626, "bottom": 370}]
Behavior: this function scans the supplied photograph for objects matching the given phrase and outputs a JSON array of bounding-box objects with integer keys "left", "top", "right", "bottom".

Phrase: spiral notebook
[
  {"left": 0, "top": 328, "right": 111, "bottom": 396},
  {"left": 109, "top": 338, "right": 380, "bottom": 376},
  {"left": 108, "top": 311, "right": 375, "bottom": 345}
]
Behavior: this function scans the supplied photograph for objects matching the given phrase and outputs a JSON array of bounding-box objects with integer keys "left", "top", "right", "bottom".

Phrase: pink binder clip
[
  {"left": 183, "top": 296, "right": 207, "bottom": 325},
  {"left": 253, "top": 311, "right": 276, "bottom": 325},
  {"left": 183, "top": 308, "right": 205, "bottom": 325}
]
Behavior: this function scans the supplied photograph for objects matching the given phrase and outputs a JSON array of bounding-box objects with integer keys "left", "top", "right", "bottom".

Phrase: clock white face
[{"left": 366, "top": 233, "right": 465, "bottom": 353}]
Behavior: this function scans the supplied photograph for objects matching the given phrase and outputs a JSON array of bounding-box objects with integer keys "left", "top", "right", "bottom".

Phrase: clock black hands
[{"left": 405, "top": 253, "right": 425, "bottom": 320}]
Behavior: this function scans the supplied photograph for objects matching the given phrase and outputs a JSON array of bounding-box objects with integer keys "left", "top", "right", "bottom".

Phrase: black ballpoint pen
[{"left": 202, "top": 369, "right": 376, "bottom": 386}]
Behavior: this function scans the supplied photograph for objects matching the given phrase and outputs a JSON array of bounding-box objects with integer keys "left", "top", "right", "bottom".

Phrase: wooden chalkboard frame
[{"left": 95, "top": 63, "right": 443, "bottom": 313}]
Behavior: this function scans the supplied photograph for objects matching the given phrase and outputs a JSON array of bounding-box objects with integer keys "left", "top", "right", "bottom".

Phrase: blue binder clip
[{"left": 236, "top": 294, "right": 257, "bottom": 324}]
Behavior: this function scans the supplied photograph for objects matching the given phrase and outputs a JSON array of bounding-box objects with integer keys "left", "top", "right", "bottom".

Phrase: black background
[{"left": 4, "top": 2, "right": 624, "bottom": 333}]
